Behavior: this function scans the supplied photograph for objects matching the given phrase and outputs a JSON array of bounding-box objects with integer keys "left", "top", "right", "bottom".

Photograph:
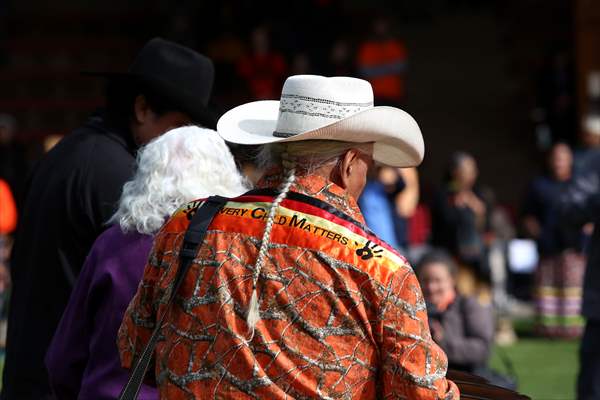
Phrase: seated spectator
[
  {"left": 45, "top": 126, "right": 249, "bottom": 399},
  {"left": 416, "top": 250, "right": 494, "bottom": 373}
]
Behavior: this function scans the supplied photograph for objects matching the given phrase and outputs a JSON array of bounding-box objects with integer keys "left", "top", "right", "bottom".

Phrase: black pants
[{"left": 578, "top": 319, "right": 600, "bottom": 400}]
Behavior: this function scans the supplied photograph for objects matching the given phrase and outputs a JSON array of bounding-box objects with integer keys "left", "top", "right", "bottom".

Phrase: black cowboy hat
[{"left": 86, "top": 37, "right": 216, "bottom": 128}]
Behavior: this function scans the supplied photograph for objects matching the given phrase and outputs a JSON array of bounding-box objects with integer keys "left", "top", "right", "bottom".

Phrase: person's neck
[
  {"left": 90, "top": 109, "right": 138, "bottom": 154},
  {"left": 256, "top": 167, "right": 363, "bottom": 222}
]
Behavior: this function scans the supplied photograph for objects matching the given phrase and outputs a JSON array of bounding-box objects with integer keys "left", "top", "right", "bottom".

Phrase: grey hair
[
  {"left": 109, "top": 126, "right": 250, "bottom": 235},
  {"left": 245, "top": 139, "right": 372, "bottom": 338},
  {"left": 256, "top": 140, "right": 373, "bottom": 172}
]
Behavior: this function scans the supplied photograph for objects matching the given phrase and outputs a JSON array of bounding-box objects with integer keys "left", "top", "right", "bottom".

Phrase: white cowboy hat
[{"left": 217, "top": 75, "right": 424, "bottom": 167}]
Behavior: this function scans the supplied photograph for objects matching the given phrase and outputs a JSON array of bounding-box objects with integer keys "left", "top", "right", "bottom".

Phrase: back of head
[{"left": 110, "top": 126, "right": 249, "bottom": 234}]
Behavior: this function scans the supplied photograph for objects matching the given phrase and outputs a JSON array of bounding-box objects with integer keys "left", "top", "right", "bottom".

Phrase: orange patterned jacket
[{"left": 118, "top": 171, "right": 459, "bottom": 399}]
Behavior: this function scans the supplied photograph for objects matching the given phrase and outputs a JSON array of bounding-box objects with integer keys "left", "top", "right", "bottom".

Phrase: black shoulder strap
[{"left": 118, "top": 195, "right": 229, "bottom": 400}]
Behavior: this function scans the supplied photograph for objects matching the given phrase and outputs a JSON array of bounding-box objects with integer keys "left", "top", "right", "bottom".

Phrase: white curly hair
[{"left": 109, "top": 125, "right": 250, "bottom": 235}]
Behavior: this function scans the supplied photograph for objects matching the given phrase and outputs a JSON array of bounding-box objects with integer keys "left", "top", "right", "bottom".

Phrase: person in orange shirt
[
  {"left": 0, "top": 179, "right": 16, "bottom": 327},
  {"left": 357, "top": 16, "right": 407, "bottom": 105},
  {"left": 119, "top": 75, "right": 458, "bottom": 399},
  {"left": 0, "top": 179, "right": 16, "bottom": 236},
  {"left": 237, "top": 26, "right": 287, "bottom": 100}
]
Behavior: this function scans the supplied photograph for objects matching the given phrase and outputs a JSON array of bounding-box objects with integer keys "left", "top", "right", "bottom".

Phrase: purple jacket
[{"left": 46, "top": 225, "right": 157, "bottom": 399}]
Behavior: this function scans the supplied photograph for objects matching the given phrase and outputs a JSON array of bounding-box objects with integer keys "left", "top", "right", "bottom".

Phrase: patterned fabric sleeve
[{"left": 378, "top": 267, "right": 459, "bottom": 400}]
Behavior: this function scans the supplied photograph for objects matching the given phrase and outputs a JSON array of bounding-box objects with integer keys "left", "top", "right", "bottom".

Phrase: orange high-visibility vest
[
  {"left": 357, "top": 39, "right": 407, "bottom": 101},
  {"left": 0, "top": 179, "right": 17, "bottom": 235}
]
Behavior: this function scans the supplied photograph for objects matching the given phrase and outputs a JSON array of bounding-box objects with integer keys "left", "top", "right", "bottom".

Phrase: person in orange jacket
[
  {"left": 357, "top": 16, "right": 407, "bottom": 106},
  {"left": 0, "top": 178, "right": 16, "bottom": 336},
  {"left": 0, "top": 179, "right": 16, "bottom": 236}
]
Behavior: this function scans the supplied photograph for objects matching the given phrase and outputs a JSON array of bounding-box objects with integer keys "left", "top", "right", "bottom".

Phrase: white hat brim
[{"left": 217, "top": 100, "right": 424, "bottom": 167}]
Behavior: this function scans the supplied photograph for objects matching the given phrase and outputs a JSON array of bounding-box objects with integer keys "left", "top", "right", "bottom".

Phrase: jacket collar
[
  {"left": 257, "top": 168, "right": 365, "bottom": 225},
  {"left": 85, "top": 109, "right": 137, "bottom": 155}
]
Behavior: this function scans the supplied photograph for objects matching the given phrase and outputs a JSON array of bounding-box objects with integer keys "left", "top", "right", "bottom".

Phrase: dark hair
[
  {"left": 415, "top": 249, "right": 458, "bottom": 279},
  {"left": 444, "top": 151, "right": 474, "bottom": 183},
  {"left": 104, "top": 78, "right": 182, "bottom": 128}
]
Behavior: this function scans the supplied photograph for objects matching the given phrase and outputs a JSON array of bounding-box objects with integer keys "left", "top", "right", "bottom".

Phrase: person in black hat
[{"left": 1, "top": 37, "right": 215, "bottom": 400}]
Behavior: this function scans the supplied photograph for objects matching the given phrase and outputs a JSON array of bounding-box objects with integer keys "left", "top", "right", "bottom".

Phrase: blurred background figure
[
  {"left": 417, "top": 250, "right": 519, "bottom": 389},
  {"left": 405, "top": 198, "right": 433, "bottom": 263},
  {"left": 328, "top": 39, "right": 355, "bottom": 77},
  {"left": 237, "top": 26, "right": 287, "bottom": 100},
  {"left": 0, "top": 178, "right": 16, "bottom": 348},
  {"left": 357, "top": 15, "right": 407, "bottom": 106},
  {"left": 536, "top": 50, "right": 576, "bottom": 146},
  {"left": 45, "top": 126, "right": 248, "bottom": 400},
  {"left": 290, "top": 52, "right": 312, "bottom": 76},
  {"left": 431, "top": 151, "right": 489, "bottom": 298},
  {"left": 395, "top": 167, "right": 421, "bottom": 254},
  {"left": 0, "top": 179, "right": 16, "bottom": 240},
  {"left": 522, "top": 142, "right": 586, "bottom": 338},
  {"left": 574, "top": 111, "right": 600, "bottom": 176},
  {"left": 480, "top": 186, "right": 518, "bottom": 345},
  {"left": 0, "top": 112, "right": 21, "bottom": 359},
  {"left": 204, "top": 2, "right": 246, "bottom": 109},
  {"left": 417, "top": 250, "right": 495, "bottom": 373},
  {"left": 359, "top": 166, "right": 419, "bottom": 253},
  {"left": 0, "top": 114, "right": 28, "bottom": 210}
]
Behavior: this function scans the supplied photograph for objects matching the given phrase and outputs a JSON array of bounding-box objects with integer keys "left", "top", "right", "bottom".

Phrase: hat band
[
  {"left": 274, "top": 94, "right": 373, "bottom": 137},
  {"left": 273, "top": 131, "right": 295, "bottom": 138},
  {"left": 279, "top": 94, "right": 373, "bottom": 119}
]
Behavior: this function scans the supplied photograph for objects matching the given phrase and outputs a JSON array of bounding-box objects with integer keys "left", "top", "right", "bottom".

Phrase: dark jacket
[
  {"left": 431, "top": 187, "right": 488, "bottom": 267},
  {"left": 560, "top": 150, "right": 600, "bottom": 320},
  {"left": 430, "top": 295, "right": 494, "bottom": 372},
  {"left": 2, "top": 113, "right": 136, "bottom": 399},
  {"left": 522, "top": 175, "right": 582, "bottom": 255}
]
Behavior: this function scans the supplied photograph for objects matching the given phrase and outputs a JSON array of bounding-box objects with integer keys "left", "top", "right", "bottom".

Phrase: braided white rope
[{"left": 246, "top": 157, "right": 296, "bottom": 340}]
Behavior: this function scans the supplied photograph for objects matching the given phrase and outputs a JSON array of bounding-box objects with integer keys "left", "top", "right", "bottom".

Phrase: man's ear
[
  {"left": 333, "top": 149, "right": 359, "bottom": 189},
  {"left": 133, "top": 95, "right": 149, "bottom": 124}
]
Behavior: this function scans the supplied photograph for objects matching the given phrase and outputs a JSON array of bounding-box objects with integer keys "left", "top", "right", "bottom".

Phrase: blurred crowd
[{"left": 0, "top": 1, "right": 598, "bottom": 397}]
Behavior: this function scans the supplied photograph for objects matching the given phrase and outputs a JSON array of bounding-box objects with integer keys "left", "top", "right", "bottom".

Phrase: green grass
[{"left": 490, "top": 339, "right": 580, "bottom": 400}]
